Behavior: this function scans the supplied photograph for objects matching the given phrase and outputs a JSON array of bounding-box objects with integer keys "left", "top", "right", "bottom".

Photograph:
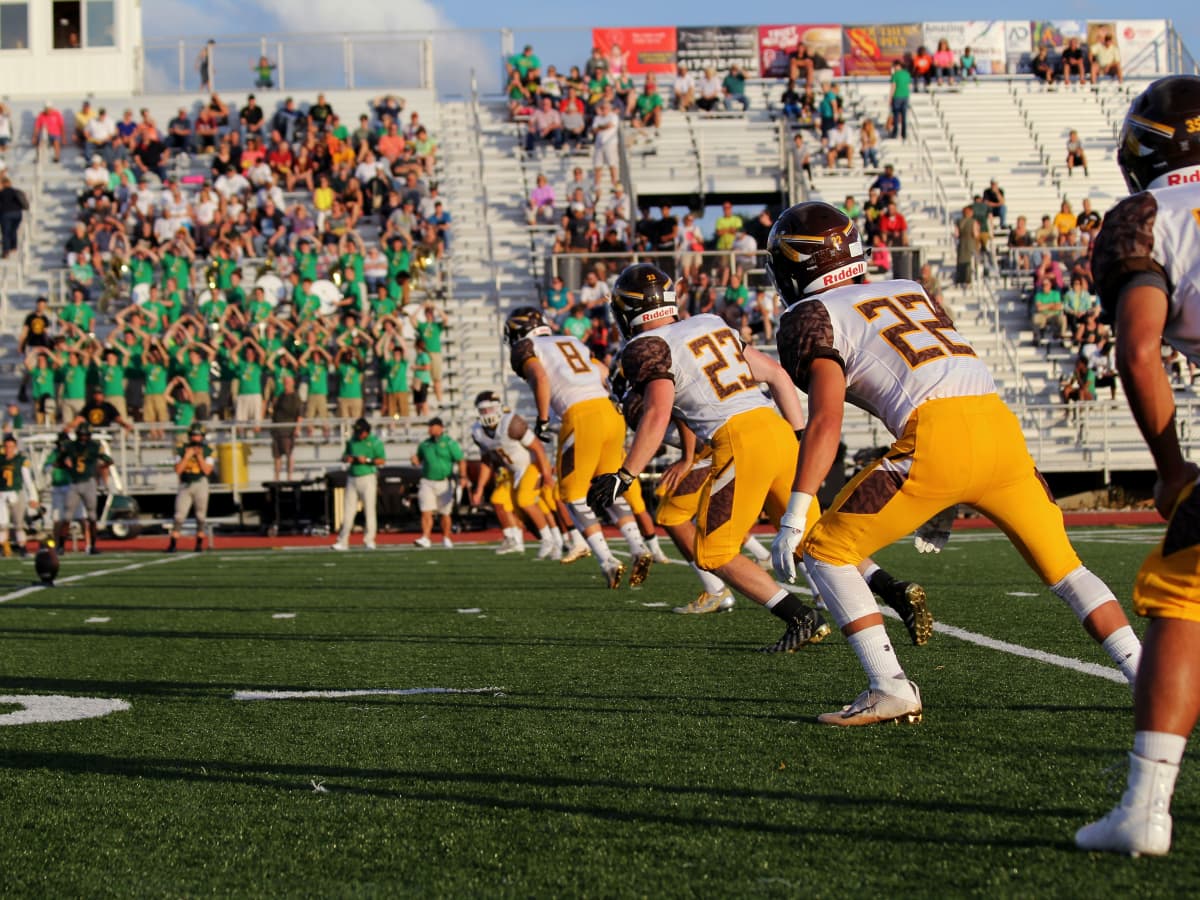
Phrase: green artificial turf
[{"left": 0, "top": 528, "right": 1195, "bottom": 897}]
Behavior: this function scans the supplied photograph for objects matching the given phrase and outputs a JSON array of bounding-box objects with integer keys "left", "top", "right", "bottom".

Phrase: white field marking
[
  {"left": 271, "top": 613, "right": 296, "bottom": 619},
  {"left": 0, "top": 694, "right": 130, "bottom": 726},
  {"left": 1006, "top": 591, "right": 1038, "bottom": 597},
  {"left": 233, "top": 687, "right": 505, "bottom": 701},
  {"left": 641, "top": 602, "right": 669, "bottom": 608},
  {"left": 880, "top": 608, "right": 1126, "bottom": 685},
  {"left": 456, "top": 607, "right": 482, "bottom": 614},
  {"left": 0, "top": 555, "right": 187, "bottom": 604},
  {"left": 84, "top": 616, "right": 111, "bottom": 623}
]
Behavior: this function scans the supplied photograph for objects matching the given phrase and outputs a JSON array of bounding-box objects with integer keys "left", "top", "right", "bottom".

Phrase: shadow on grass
[{"left": 0, "top": 747, "right": 1091, "bottom": 849}]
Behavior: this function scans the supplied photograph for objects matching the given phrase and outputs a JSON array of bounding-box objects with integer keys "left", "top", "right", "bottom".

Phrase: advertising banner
[
  {"left": 1112, "top": 19, "right": 1168, "bottom": 75},
  {"left": 1004, "top": 20, "right": 1032, "bottom": 72},
  {"left": 920, "top": 21, "right": 1006, "bottom": 75},
  {"left": 842, "top": 23, "right": 922, "bottom": 75},
  {"left": 1031, "top": 19, "right": 1088, "bottom": 50},
  {"left": 676, "top": 26, "right": 760, "bottom": 76},
  {"left": 591, "top": 27, "right": 677, "bottom": 76},
  {"left": 757, "top": 24, "right": 844, "bottom": 78}
]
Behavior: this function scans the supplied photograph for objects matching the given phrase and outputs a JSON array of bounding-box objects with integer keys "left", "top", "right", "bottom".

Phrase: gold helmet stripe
[{"left": 1128, "top": 114, "right": 1176, "bottom": 138}]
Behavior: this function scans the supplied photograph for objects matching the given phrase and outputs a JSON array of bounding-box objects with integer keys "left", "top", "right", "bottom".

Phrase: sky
[{"left": 143, "top": 0, "right": 1200, "bottom": 93}]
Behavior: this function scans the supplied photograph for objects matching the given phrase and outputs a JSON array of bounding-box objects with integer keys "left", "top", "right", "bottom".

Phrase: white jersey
[
  {"left": 1093, "top": 181, "right": 1200, "bottom": 362},
  {"left": 510, "top": 334, "right": 608, "bottom": 422},
  {"left": 470, "top": 411, "right": 534, "bottom": 479},
  {"left": 620, "top": 314, "right": 773, "bottom": 443},
  {"left": 777, "top": 279, "right": 996, "bottom": 437}
]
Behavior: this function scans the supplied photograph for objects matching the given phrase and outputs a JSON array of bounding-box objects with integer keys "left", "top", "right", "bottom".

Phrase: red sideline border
[{"left": 46, "top": 510, "right": 1163, "bottom": 554}]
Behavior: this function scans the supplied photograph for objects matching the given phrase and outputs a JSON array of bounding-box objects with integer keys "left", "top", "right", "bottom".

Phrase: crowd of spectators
[
  {"left": 18, "top": 90, "right": 458, "bottom": 440},
  {"left": 1029, "top": 31, "right": 1124, "bottom": 88}
]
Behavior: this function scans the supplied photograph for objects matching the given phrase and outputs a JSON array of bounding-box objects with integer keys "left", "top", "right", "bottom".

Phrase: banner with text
[
  {"left": 920, "top": 21, "right": 1007, "bottom": 75},
  {"left": 842, "top": 23, "right": 923, "bottom": 75},
  {"left": 757, "top": 24, "right": 844, "bottom": 78},
  {"left": 1003, "top": 20, "right": 1032, "bottom": 72},
  {"left": 1113, "top": 19, "right": 1168, "bottom": 75},
  {"left": 591, "top": 27, "right": 677, "bottom": 76},
  {"left": 676, "top": 26, "right": 760, "bottom": 76}
]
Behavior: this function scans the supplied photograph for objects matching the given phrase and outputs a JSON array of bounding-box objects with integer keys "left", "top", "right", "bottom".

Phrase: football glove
[
  {"left": 913, "top": 506, "right": 956, "bottom": 554},
  {"left": 534, "top": 417, "right": 552, "bottom": 442},
  {"left": 587, "top": 468, "right": 635, "bottom": 517},
  {"left": 771, "top": 491, "right": 813, "bottom": 584}
]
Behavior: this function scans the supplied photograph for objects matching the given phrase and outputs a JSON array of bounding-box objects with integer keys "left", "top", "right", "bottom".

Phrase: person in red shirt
[
  {"left": 879, "top": 201, "right": 908, "bottom": 247},
  {"left": 33, "top": 102, "right": 64, "bottom": 162},
  {"left": 558, "top": 86, "right": 587, "bottom": 151},
  {"left": 267, "top": 138, "right": 293, "bottom": 180}
]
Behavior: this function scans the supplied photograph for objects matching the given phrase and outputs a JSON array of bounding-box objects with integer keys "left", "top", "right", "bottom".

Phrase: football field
[{"left": 0, "top": 527, "right": 1196, "bottom": 896}]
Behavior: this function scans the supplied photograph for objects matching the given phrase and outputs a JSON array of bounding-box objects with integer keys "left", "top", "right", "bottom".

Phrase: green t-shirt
[
  {"left": 31, "top": 367, "right": 56, "bottom": 400},
  {"left": 46, "top": 448, "right": 72, "bottom": 487},
  {"left": 173, "top": 400, "right": 196, "bottom": 428},
  {"left": 562, "top": 314, "right": 590, "bottom": 341},
  {"left": 60, "top": 302, "right": 95, "bottom": 332},
  {"left": 635, "top": 92, "right": 663, "bottom": 116},
  {"left": 381, "top": 357, "right": 409, "bottom": 393},
  {"left": 233, "top": 359, "right": 263, "bottom": 394},
  {"left": 97, "top": 362, "right": 125, "bottom": 397},
  {"left": 891, "top": 69, "right": 912, "bottom": 101},
  {"left": 70, "top": 261, "right": 96, "bottom": 286},
  {"left": 371, "top": 295, "right": 398, "bottom": 319},
  {"left": 343, "top": 435, "right": 386, "bottom": 476},
  {"left": 386, "top": 246, "right": 411, "bottom": 276},
  {"left": 141, "top": 300, "right": 167, "bottom": 333},
  {"left": 142, "top": 361, "right": 168, "bottom": 396},
  {"left": 60, "top": 363, "right": 89, "bottom": 400},
  {"left": 184, "top": 358, "right": 211, "bottom": 394},
  {"left": 215, "top": 258, "right": 238, "bottom": 290},
  {"left": 340, "top": 253, "right": 364, "bottom": 285},
  {"left": 130, "top": 257, "right": 155, "bottom": 286},
  {"left": 199, "top": 297, "right": 228, "bottom": 324},
  {"left": 337, "top": 363, "right": 363, "bottom": 400},
  {"left": 164, "top": 291, "right": 184, "bottom": 324},
  {"left": 415, "top": 434, "right": 463, "bottom": 480},
  {"left": 303, "top": 361, "right": 330, "bottom": 397},
  {"left": 226, "top": 285, "right": 246, "bottom": 310},
  {"left": 416, "top": 320, "right": 444, "bottom": 353},
  {"left": 509, "top": 52, "right": 541, "bottom": 80},
  {"left": 296, "top": 293, "right": 321, "bottom": 323},
  {"left": 247, "top": 299, "right": 274, "bottom": 325},
  {"left": 0, "top": 452, "right": 26, "bottom": 493},
  {"left": 294, "top": 250, "right": 319, "bottom": 281},
  {"left": 162, "top": 252, "right": 191, "bottom": 290},
  {"left": 413, "top": 351, "right": 432, "bottom": 386}
]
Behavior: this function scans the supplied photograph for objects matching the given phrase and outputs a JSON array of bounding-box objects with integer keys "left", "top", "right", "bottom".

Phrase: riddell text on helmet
[
  {"left": 1166, "top": 167, "right": 1200, "bottom": 185},
  {"left": 824, "top": 261, "right": 867, "bottom": 286}
]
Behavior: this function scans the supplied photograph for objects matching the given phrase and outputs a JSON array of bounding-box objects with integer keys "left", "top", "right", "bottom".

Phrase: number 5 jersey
[{"left": 776, "top": 279, "right": 996, "bottom": 438}]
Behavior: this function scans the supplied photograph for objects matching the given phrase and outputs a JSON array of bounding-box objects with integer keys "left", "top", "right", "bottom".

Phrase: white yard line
[
  {"left": 0, "top": 555, "right": 188, "bottom": 604},
  {"left": 233, "top": 687, "right": 505, "bottom": 701},
  {"left": 881, "top": 607, "right": 1127, "bottom": 685}
]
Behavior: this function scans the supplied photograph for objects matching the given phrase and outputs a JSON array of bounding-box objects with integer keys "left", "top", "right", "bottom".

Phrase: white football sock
[
  {"left": 647, "top": 534, "right": 665, "bottom": 557},
  {"left": 1101, "top": 626, "right": 1142, "bottom": 684},
  {"left": 586, "top": 531, "right": 615, "bottom": 566},
  {"left": 742, "top": 535, "right": 770, "bottom": 562},
  {"left": 619, "top": 520, "right": 648, "bottom": 556},
  {"left": 847, "top": 627, "right": 914, "bottom": 699},
  {"left": 691, "top": 562, "right": 726, "bottom": 595},
  {"left": 538, "top": 526, "right": 553, "bottom": 542},
  {"left": 1134, "top": 731, "right": 1187, "bottom": 766},
  {"left": 569, "top": 529, "right": 586, "bottom": 550}
]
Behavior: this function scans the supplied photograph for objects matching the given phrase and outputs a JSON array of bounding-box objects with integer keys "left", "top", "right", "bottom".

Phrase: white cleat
[
  {"left": 494, "top": 537, "right": 519, "bottom": 555},
  {"left": 442, "top": 536, "right": 454, "bottom": 549},
  {"left": 331, "top": 542, "right": 348, "bottom": 552},
  {"left": 1076, "top": 754, "right": 1176, "bottom": 857},
  {"left": 561, "top": 542, "right": 591, "bottom": 565},
  {"left": 651, "top": 547, "right": 671, "bottom": 564},
  {"left": 414, "top": 536, "right": 432, "bottom": 549},
  {"left": 673, "top": 588, "right": 735, "bottom": 614},
  {"left": 364, "top": 541, "right": 377, "bottom": 551},
  {"left": 536, "top": 538, "right": 559, "bottom": 560},
  {"left": 817, "top": 683, "right": 923, "bottom": 727}
]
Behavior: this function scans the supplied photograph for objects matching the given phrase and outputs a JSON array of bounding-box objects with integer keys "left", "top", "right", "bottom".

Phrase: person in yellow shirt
[
  {"left": 714, "top": 200, "right": 743, "bottom": 251},
  {"left": 1053, "top": 200, "right": 1077, "bottom": 246},
  {"left": 312, "top": 175, "right": 334, "bottom": 230}
]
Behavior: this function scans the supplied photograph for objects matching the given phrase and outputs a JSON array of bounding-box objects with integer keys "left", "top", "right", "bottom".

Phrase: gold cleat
[
  {"left": 629, "top": 552, "right": 653, "bottom": 587},
  {"left": 602, "top": 561, "right": 625, "bottom": 589},
  {"left": 673, "top": 588, "right": 735, "bottom": 614},
  {"left": 561, "top": 543, "right": 592, "bottom": 565}
]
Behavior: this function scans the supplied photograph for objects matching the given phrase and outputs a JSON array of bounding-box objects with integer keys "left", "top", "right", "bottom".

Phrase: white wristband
[{"left": 779, "top": 491, "right": 813, "bottom": 530}]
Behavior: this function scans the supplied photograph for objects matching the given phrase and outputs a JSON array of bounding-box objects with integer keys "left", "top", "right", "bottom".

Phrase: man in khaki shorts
[{"left": 412, "top": 417, "right": 467, "bottom": 548}]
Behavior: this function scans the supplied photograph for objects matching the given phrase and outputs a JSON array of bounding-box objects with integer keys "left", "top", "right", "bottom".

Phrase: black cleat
[
  {"left": 883, "top": 582, "right": 933, "bottom": 646},
  {"left": 757, "top": 606, "right": 831, "bottom": 653}
]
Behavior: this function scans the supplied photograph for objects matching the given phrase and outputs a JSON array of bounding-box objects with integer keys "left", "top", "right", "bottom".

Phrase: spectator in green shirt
[
  {"left": 378, "top": 340, "right": 411, "bottom": 419},
  {"left": 415, "top": 303, "right": 448, "bottom": 406},
  {"left": 722, "top": 64, "right": 749, "bottom": 112},
  {"left": 24, "top": 349, "right": 59, "bottom": 425},
  {"left": 507, "top": 45, "right": 541, "bottom": 86},
  {"left": 889, "top": 59, "right": 912, "bottom": 140},
  {"left": 58, "top": 349, "right": 90, "bottom": 425},
  {"left": 633, "top": 75, "right": 664, "bottom": 130},
  {"left": 176, "top": 343, "right": 215, "bottom": 421},
  {"left": 335, "top": 348, "right": 365, "bottom": 420},
  {"left": 412, "top": 339, "right": 432, "bottom": 417},
  {"left": 561, "top": 304, "right": 591, "bottom": 341},
  {"left": 411, "top": 416, "right": 468, "bottom": 549},
  {"left": 95, "top": 346, "right": 131, "bottom": 420},
  {"left": 232, "top": 340, "right": 266, "bottom": 425},
  {"left": 332, "top": 417, "right": 387, "bottom": 551},
  {"left": 140, "top": 343, "right": 172, "bottom": 440},
  {"left": 299, "top": 345, "right": 333, "bottom": 435},
  {"left": 59, "top": 288, "right": 95, "bottom": 337},
  {"left": 141, "top": 285, "right": 168, "bottom": 334}
]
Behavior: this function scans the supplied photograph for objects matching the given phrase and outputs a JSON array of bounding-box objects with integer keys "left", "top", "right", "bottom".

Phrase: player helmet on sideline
[
  {"left": 611, "top": 263, "right": 677, "bottom": 340},
  {"left": 75, "top": 422, "right": 91, "bottom": 440},
  {"left": 766, "top": 201, "right": 868, "bottom": 306},
  {"left": 352, "top": 417, "right": 370, "bottom": 438},
  {"left": 474, "top": 390, "right": 503, "bottom": 429},
  {"left": 503, "top": 306, "right": 551, "bottom": 344},
  {"left": 187, "top": 422, "right": 205, "bottom": 442},
  {"left": 1117, "top": 75, "right": 1200, "bottom": 193}
]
